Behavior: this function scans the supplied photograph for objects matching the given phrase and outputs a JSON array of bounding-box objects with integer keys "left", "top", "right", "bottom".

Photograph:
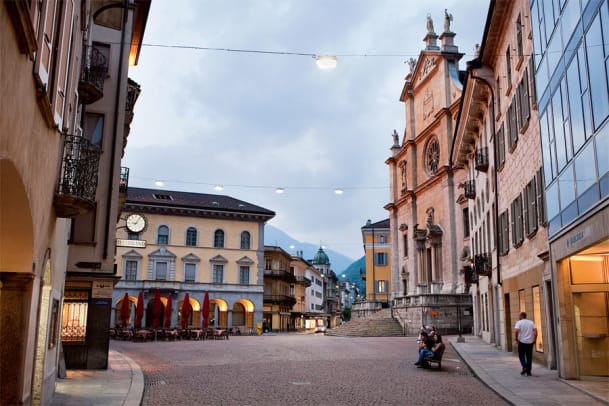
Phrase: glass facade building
[
  {"left": 530, "top": 0, "right": 609, "bottom": 380},
  {"left": 531, "top": 0, "right": 609, "bottom": 234}
]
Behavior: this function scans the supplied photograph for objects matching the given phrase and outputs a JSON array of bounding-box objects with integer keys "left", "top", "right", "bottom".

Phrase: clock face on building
[{"left": 126, "top": 214, "right": 147, "bottom": 233}]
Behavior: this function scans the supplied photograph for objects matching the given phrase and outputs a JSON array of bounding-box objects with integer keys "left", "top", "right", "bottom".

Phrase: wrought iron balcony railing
[
  {"left": 79, "top": 45, "right": 108, "bottom": 104},
  {"left": 54, "top": 134, "right": 100, "bottom": 218},
  {"left": 475, "top": 147, "right": 489, "bottom": 172},
  {"left": 295, "top": 275, "right": 312, "bottom": 287},
  {"left": 474, "top": 253, "right": 492, "bottom": 276},
  {"left": 263, "top": 268, "right": 296, "bottom": 283},
  {"left": 263, "top": 294, "right": 297, "bottom": 306},
  {"left": 464, "top": 179, "right": 476, "bottom": 199}
]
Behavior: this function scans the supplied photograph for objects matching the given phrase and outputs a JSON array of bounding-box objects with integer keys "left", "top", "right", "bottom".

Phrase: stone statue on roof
[
  {"left": 426, "top": 13, "right": 434, "bottom": 34},
  {"left": 408, "top": 57, "right": 417, "bottom": 73},
  {"left": 444, "top": 9, "right": 453, "bottom": 32},
  {"left": 392, "top": 129, "right": 400, "bottom": 147}
]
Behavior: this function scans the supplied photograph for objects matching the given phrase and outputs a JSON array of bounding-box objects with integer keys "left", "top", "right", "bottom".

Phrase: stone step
[{"left": 327, "top": 309, "right": 404, "bottom": 337}]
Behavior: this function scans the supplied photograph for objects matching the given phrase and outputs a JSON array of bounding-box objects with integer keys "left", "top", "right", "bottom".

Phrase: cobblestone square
[{"left": 112, "top": 335, "right": 506, "bottom": 405}]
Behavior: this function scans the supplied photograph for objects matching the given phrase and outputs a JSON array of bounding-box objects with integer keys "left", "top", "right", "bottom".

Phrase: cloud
[{"left": 125, "top": 0, "right": 489, "bottom": 259}]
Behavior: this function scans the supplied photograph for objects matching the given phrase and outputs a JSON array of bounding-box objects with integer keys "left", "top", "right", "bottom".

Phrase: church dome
[{"left": 312, "top": 247, "right": 330, "bottom": 265}]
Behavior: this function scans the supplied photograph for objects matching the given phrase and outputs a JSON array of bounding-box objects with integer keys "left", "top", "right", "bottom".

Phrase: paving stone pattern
[{"left": 112, "top": 335, "right": 506, "bottom": 406}]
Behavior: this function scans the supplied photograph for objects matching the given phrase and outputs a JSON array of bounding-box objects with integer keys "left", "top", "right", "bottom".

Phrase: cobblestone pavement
[{"left": 111, "top": 334, "right": 507, "bottom": 406}]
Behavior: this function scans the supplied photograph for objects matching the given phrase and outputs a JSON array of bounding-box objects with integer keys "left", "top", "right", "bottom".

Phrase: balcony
[
  {"left": 474, "top": 147, "right": 489, "bottom": 172},
  {"left": 264, "top": 269, "right": 296, "bottom": 283},
  {"left": 474, "top": 253, "right": 492, "bottom": 276},
  {"left": 295, "top": 275, "right": 311, "bottom": 287},
  {"left": 78, "top": 46, "right": 108, "bottom": 105},
  {"left": 263, "top": 294, "right": 297, "bottom": 306},
  {"left": 54, "top": 134, "right": 100, "bottom": 218},
  {"left": 464, "top": 180, "right": 476, "bottom": 199}
]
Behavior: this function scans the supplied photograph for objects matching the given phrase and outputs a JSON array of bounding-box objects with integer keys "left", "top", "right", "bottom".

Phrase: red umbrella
[
  {"left": 120, "top": 293, "right": 130, "bottom": 328},
  {"left": 181, "top": 293, "right": 191, "bottom": 329},
  {"left": 135, "top": 291, "right": 144, "bottom": 329},
  {"left": 152, "top": 289, "right": 162, "bottom": 329},
  {"left": 202, "top": 291, "right": 210, "bottom": 329},
  {"left": 164, "top": 294, "right": 173, "bottom": 328}
]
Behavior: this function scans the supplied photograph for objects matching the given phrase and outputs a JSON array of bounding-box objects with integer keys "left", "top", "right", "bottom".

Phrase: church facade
[{"left": 387, "top": 12, "right": 473, "bottom": 335}]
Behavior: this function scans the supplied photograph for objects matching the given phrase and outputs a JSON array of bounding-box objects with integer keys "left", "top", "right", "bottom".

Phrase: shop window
[
  {"left": 61, "top": 291, "right": 89, "bottom": 343},
  {"left": 532, "top": 286, "right": 544, "bottom": 352}
]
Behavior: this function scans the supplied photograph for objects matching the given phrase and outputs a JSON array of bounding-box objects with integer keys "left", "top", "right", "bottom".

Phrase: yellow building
[
  {"left": 361, "top": 219, "right": 392, "bottom": 304},
  {"left": 113, "top": 187, "right": 275, "bottom": 333},
  {"left": 1, "top": 0, "right": 149, "bottom": 403}
]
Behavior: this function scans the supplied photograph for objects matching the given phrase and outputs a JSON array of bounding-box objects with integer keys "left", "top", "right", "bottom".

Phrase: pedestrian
[
  {"left": 514, "top": 312, "right": 537, "bottom": 376},
  {"left": 414, "top": 332, "right": 435, "bottom": 366}
]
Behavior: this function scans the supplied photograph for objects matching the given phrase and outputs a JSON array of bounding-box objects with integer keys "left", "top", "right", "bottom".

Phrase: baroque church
[{"left": 386, "top": 11, "right": 473, "bottom": 335}]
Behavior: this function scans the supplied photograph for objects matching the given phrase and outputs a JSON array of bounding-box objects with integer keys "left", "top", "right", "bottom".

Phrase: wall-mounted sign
[
  {"left": 92, "top": 281, "right": 114, "bottom": 298},
  {"left": 116, "top": 239, "right": 146, "bottom": 248}
]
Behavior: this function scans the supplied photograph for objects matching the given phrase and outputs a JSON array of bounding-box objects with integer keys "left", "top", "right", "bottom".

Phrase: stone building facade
[
  {"left": 387, "top": 12, "right": 472, "bottom": 336},
  {"left": 453, "top": 0, "right": 551, "bottom": 370},
  {"left": 1, "top": 0, "right": 149, "bottom": 403}
]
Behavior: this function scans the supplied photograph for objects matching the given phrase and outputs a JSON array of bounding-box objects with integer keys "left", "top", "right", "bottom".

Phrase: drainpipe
[{"left": 98, "top": 0, "right": 130, "bottom": 260}]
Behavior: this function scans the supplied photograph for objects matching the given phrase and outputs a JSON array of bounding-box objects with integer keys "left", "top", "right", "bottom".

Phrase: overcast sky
[{"left": 125, "top": 1, "right": 489, "bottom": 260}]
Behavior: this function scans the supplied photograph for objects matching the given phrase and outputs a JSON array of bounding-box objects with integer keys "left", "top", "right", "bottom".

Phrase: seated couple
[{"left": 414, "top": 332, "right": 444, "bottom": 368}]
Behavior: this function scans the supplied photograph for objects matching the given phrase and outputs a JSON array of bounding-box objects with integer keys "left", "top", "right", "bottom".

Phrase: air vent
[{"left": 153, "top": 194, "right": 173, "bottom": 200}]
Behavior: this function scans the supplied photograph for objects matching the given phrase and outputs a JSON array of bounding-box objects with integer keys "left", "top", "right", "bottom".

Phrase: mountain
[
  {"left": 264, "top": 225, "right": 355, "bottom": 275},
  {"left": 340, "top": 256, "right": 366, "bottom": 295}
]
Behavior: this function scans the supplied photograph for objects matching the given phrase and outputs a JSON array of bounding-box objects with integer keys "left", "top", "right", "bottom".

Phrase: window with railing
[
  {"left": 61, "top": 291, "right": 89, "bottom": 343},
  {"left": 464, "top": 180, "right": 476, "bottom": 199},
  {"left": 475, "top": 146, "right": 489, "bottom": 171}
]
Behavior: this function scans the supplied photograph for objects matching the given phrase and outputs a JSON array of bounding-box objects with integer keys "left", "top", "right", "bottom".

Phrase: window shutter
[
  {"left": 536, "top": 168, "right": 547, "bottom": 225},
  {"left": 523, "top": 185, "right": 530, "bottom": 234},
  {"left": 511, "top": 201, "right": 516, "bottom": 246},
  {"left": 53, "top": 0, "right": 76, "bottom": 128},
  {"left": 522, "top": 69, "right": 531, "bottom": 123},
  {"left": 34, "top": 0, "right": 59, "bottom": 90},
  {"left": 384, "top": 281, "right": 389, "bottom": 293}
]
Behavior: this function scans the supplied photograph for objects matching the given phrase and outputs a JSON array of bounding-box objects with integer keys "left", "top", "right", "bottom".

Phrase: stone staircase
[{"left": 326, "top": 308, "right": 405, "bottom": 337}]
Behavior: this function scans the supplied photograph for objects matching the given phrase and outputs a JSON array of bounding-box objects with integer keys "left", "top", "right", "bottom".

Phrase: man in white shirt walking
[{"left": 514, "top": 312, "right": 537, "bottom": 376}]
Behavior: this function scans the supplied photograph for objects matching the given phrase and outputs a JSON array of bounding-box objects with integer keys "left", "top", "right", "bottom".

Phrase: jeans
[
  {"left": 418, "top": 348, "right": 434, "bottom": 364},
  {"left": 518, "top": 341, "right": 534, "bottom": 373}
]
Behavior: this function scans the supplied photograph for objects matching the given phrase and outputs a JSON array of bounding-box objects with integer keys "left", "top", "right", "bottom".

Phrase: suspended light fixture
[
  {"left": 154, "top": 179, "right": 165, "bottom": 187},
  {"left": 315, "top": 55, "right": 337, "bottom": 70},
  {"left": 214, "top": 184, "right": 224, "bottom": 191},
  {"left": 275, "top": 187, "right": 285, "bottom": 194},
  {"left": 334, "top": 188, "right": 344, "bottom": 195}
]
